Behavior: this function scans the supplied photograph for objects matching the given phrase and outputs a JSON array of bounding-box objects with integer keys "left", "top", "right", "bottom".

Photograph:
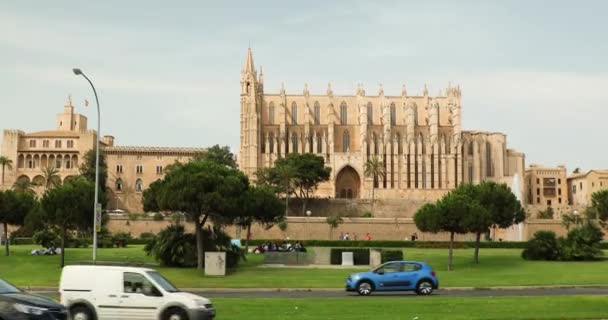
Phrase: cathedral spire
[{"left": 242, "top": 47, "right": 256, "bottom": 74}]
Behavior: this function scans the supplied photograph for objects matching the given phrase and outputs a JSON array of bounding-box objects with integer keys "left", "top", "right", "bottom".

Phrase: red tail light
[{"left": 431, "top": 271, "right": 436, "bottom": 277}]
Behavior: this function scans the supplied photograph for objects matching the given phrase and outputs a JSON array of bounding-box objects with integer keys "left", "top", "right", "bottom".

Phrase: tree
[
  {"left": 142, "top": 179, "right": 163, "bottom": 212},
  {"left": 12, "top": 178, "right": 35, "bottom": 196},
  {"left": 364, "top": 156, "right": 386, "bottom": 215},
  {"left": 326, "top": 213, "right": 344, "bottom": 240},
  {"left": 473, "top": 182, "right": 525, "bottom": 264},
  {"left": 414, "top": 190, "right": 472, "bottom": 271},
  {"left": 0, "top": 156, "right": 12, "bottom": 186},
  {"left": 538, "top": 207, "right": 555, "bottom": 219},
  {"left": 41, "top": 166, "right": 61, "bottom": 190},
  {"left": 41, "top": 177, "right": 95, "bottom": 267},
  {"left": 590, "top": 190, "right": 608, "bottom": 227},
  {"left": 256, "top": 165, "right": 296, "bottom": 217},
  {"left": 562, "top": 213, "right": 584, "bottom": 231},
  {"left": 79, "top": 149, "right": 108, "bottom": 207},
  {"left": 0, "top": 190, "right": 36, "bottom": 256},
  {"left": 272, "top": 153, "right": 331, "bottom": 215},
  {"left": 194, "top": 145, "right": 237, "bottom": 168},
  {"left": 239, "top": 185, "right": 285, "bottom": 251},
  {"left": 154, "top": 160, "right": 248, "bottom": 270}
]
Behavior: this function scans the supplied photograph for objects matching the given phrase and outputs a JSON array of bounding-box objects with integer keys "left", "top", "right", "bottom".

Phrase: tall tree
[
  {"left": 364, "top": 156, "right": 386, "bottom": 214},
  {"left": 41, "top": 166, "right": 61, "bottom": 190},
  {"left": 154, "top": 160, "right": 248, "bottom": 270},
  {"left": 194, "top": 145, "right": 237, "bottom": 168},
  {"left": 41, "top": 177, "right": 95, "bottom": 267},
  {"left": 0, "top": 190, "right": 36, "bottom": 256},
  {"left": 12, "top": 178, "right": 35, "bottom": 196},
  {"left": 239, "top": 185, "right": 285, "bottom": 251},
  {"left": 271, "top": 153, "right": 331, "bottom": 215},
  {"left": 142, "top": 179, "right": 163, "bottom": 213},
  {"left": 79, "top": 149, "right": 108, "bottom": 207},
  {"left": 591, "top": 190, "right": 608, "bottom": 227},
  {"left": 0, "top": 156, "right": 12, "bottom": 186}
]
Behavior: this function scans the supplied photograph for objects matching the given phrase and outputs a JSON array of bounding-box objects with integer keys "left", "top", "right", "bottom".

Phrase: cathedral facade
[{"left": 239, "top": 48, "right": 526, "bottom": 202}]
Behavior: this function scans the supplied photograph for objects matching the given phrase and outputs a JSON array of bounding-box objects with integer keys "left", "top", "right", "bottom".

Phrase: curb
[{"left": 25, "top": 285, "right": 608, "bottom": 293}]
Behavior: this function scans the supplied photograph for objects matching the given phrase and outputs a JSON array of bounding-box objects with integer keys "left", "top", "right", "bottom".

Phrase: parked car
[
  {"left": 60, "top": 265, "right": 215, "bottom": 320},
  {"left": 0, "top": 277, "right": 68, "bottom": 320},
  {"left": 345, "top": 261, "right": 438, "bottom": 296}
]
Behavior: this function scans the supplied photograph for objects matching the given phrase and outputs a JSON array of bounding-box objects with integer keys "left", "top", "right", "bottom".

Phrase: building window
[
  {"left": 340, "top": 102, "right": 347, "bottom": 125},
  {"left": 342, "top": 130, "right": 350, "bottom": 152},
  {"left": 291, "top": 102, "right": 298, "bottom": 124},
  {"left": 268, "top": 102, "right": 275, "bottom": 125},
  {"left": 29, "top": 140, "right": 36, "bottom": 148},
  {"left": 573, "top": 185, "right": 576, "bottom": 194},
  {"left": 559, "top": 198, "right": 562, "bottom": 204},
  {"left": 156, "top": 155, "right": 162, "bottom": 160},
  {"left": 592, "top": 182, "right": 595, "bottom": 187},
  {"left": 537, "top": 178, "right": 540, "bottom": 184},
  {"left": 367, "top": 102, "right": 373, "bottom": 124},
  {"left": 291, "top": 134, "right": 299, "bottom": 153},
  {"left": 116, "top": 164, "right": 123, "bottom": 173},
  {"left": 537, "top": 197, "right": 540, "bottom": 204},
  {"left": 468, "top": 163, "right": 473, "bottom": 184},
  {"left": 65, "top": 160, "right": 71, "bottom": 169},
  {"left": 269, "top": 133, "right": 275, "bottom": 153},
  {"left": 547, "top": 200, "right": 552, "bottom": 206},
  {"left": 136, "top": 165, "right": 143, "bottom": 174},
  {"left": 67, "top": 140, "right": 74, "bottom": 148},
  {"left": 485, "top": 142, "right": 493, "bottom": 177},
  {"left": 468, "top": 141, "right": 474, "bottom": 155},
  {"left": 137, "top": 155, "right": 142, "bottom": 160},
  {"left": 314, "top": 102, "right": 320, "bottom": 125},
  {"left": 115, "top": 178, "right": 123, "bottom": 192},
  {"left": 316, "top": 134, "right": 322, "bottom": 153},
  {"left": 135, "top": 179, "right": 143, "bottom": 192},
  {"left": 580, "top": 182, "right": 583, "bottom": 190},
  {"left": 558, "top": 188, "right": 561, "bottom": 196},
  {"left": 558, "top": 178, "right": 561, "bottom": 184},
  {"left": 55, "top": 140, "right": 62, "bottom": 148},
  {"left": 43, "top": 140, "right": 49, "bottom": 148},
  {"left": 390, "top": 103, "right": 396, "bottom": 126},
  {"left": 156, "top": 165, "right": 163, "bottom": 175},
  {"left": 536, "top": 188, "right": 540, "bottom": 195}
]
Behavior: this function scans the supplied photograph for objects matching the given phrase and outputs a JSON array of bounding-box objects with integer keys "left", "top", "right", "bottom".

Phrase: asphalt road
[{"left": 33, "top": 287, "right": 608, "bottom": 299}]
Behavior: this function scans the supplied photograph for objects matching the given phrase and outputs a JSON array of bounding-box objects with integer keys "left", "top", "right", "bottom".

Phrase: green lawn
[
  {"left": 212, "top": 296, "right": 608, "bottom": 320},
  {"left": 1, "top": 245, "right": 607, "bottom": 288}
]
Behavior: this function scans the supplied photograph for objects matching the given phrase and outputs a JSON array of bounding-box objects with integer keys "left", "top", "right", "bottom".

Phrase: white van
[{"left": 59, "top": 265, "right": 215, "bottom": 320}]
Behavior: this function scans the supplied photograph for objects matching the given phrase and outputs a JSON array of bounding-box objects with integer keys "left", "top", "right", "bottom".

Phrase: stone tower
[{"left": 239, "top": 48, "right": 263, "bottom": 176}]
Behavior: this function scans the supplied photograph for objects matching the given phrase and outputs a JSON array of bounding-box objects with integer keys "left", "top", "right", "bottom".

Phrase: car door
[
  {"left": 95, "top": 271, "right": 124, "bottom": 320},
  {"left": 394, "top": 262, "right": 422, "bottom": 290},
  {"left": 374, "top": 262, "right": 404, "bottom": 291},
  {"left": 120, "top": 272, "right": 162, "bottom": 320}
]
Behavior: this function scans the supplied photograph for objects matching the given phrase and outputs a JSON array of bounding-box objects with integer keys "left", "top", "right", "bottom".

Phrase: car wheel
[
  {"left": 357, "top": 281, "right": 374, "bottom": 296},
  {"left": 71, "top": 306, "right": 94, "bottom": 320},
  {"left": 163, "top": 307, "right": 189, "bottom": 320},
  {"left": 416, "top": 280, "right": 434, "bottom": 295}
]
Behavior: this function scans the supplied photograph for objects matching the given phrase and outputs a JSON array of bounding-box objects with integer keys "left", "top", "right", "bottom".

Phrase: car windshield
[
  {"left": 0, "top": 279, "right": 20, "bottom": 294},
  {"left": 146, "top": 271, "right": 179, "bottom": 293}
]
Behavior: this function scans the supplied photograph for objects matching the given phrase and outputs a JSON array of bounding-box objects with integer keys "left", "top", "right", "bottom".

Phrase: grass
[
  {"left": 211, "top": 296, "right": 608, "bottom": 320},
  {"left": 1, "top": 245, "right": 607, "bottom": 288}
]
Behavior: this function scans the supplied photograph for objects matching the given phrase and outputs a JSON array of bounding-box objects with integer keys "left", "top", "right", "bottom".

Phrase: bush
[
  {"left": 330, "top": 248, "right": 370, "bottom": 265},
  {"left": 361, "top": 211, "right": 373, "bottom": 218},
  {"left": 538, "top": 207, "right": 555, "bottom": 219},
  {"left": 153, "top": 213, "right": 164, "bottom": 221},
  {"left": 380, "top": 249, "right": 404, "bottom": 263},
  {"left": 128, "top": 213, "right": 143, "bottom": 221},
  {"left": 33, "top": 229, "right": 60, "bottom": 248},
  {"left": 66, "top": 237, "right": 89, "bottom": 248},
  {"left": 113, "top": 232, "right": 132, "bottom": 248},
  {"left": 139, "top": 232, "right": 156, "bottom": 240},
  {"left": 560, "top": 222, "right": 604, "bottom": 261},
  {"left": 522, "top": 231, "right": 561, "bottom": 261}
]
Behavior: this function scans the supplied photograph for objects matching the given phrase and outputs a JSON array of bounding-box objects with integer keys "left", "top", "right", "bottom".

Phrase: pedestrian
[
  {"left": 365, "top": 232, "right": 372, "bottom": 241},
  {"left": 339, "top": 232, "right": 344, "bottom": 240},
  {"left": 344, "top": 232, "right": 350, "bottom": 240},
  {"left": 353, "top": 233, "right": 358, "bottom": 241}
]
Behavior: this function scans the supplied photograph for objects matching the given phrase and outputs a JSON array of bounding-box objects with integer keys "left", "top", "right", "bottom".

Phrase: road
[{"left": 33, "top": 287, "right": 608, "bottom": 299}]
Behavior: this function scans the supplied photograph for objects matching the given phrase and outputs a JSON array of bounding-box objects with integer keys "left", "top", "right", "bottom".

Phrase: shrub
[
  {"left": 153, "top": 213, "right": 164, "bottom": 221},
  {"left": 560, "top": 222, "right": 604, "bottom": 261},
  {"left": 538, "top": 207, "right": 554, "bottom": 219},
  {"left": 361, "top": 211, "right": 373, "bottom": 218},
  {"left": 380, "top": 249, "right": 404, "bottom": 263},
  {"left": 139, "top": 232, "right": 156, "bottom": 240},
  {"left": 128, "top": 213, "right": 142, "bottom": 221},
  {"left": 330, "top": 248, "right": 370, "bottom": 265},
  {"left": 113, "top": 232, "right": 132, "bottom": 248},
  {"left": 522, "top": 231, "right": 561, "bottom": 260},
  {"left": 33, "top": 229, "right": 60, "bottom": 248}
]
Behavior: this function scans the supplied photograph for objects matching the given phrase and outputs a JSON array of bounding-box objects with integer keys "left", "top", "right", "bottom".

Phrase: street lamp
[
  {"left": 306, "top": 210, "right": 312, "bottom": 217},
  {"left": 73, "top": 68, "right": 101, "bottom": 262}
]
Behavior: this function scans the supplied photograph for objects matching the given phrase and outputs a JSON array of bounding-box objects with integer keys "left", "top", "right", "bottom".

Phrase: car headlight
[
  {"left": 194, "top": 299, "right": 212, "bottom": 309},
  {"left": 13, "top": 303, "right": 47, "bottom": 315}
]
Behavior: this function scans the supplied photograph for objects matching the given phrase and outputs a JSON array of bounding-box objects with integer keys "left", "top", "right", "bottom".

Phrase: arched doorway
[{"left": 335, "top": 166, "right": 360, "bottom": 199}]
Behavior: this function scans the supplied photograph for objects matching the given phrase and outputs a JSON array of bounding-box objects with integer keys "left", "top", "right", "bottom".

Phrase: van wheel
[
  {"left": 163, "top": 307, "right": 189, "bottom": 320},
  {"left": 71, "top": 305, "right": 94, "bottom": 320}
]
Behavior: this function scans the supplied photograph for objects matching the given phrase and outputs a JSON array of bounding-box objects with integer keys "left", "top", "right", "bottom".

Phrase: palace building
[
  {"left": 238, "top": 48, "right": 526, "bottom": 204},
  {"left": 1, "top": 97, "right": 204, "bottom": 212}
]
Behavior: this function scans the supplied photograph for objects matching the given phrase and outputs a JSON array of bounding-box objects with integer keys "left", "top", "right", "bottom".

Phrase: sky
[{"left": 1, "top": 0, "right": 607, "bottom": 171}]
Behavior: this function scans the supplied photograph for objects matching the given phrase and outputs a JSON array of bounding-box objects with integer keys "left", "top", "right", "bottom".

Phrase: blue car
[{"left": 346, "top": 261, "right": 438, "bottom": 296}]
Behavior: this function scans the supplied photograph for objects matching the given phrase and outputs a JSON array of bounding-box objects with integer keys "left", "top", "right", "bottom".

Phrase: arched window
[
  {"left": 468, "top": 141, "right": 474, "bottom": 155},
  {"left": 340, "top": 102, "right": 348, "bottom": 125},
  {"left": 390, "top": 103, "right": 396, "bottom": 126},
  {"left": 343, "top": 130, "right": 350, "bottom": 152},
  {"left": 135, "top": 179, "right": 143, "bottom": 192},
  {"left": 291, "top": 102, "right": 298, "bottom": 124},
  {"left": 396, "top": 133, "right": 402, "bottom": 154},
  {"left": 367, "top": 102, "right": 373, "bottom": 124},
  {"left": 269, "top": 133, "right": 275, "bottom": 153},
  {"left": 316, "top": 134, "right": 323, "bottom": 153},
  {"left": 314, "top": 101, "right": 321, "bottom": 125},
  {"left": 486, "top": 142, "right": 493, "bottom": 177},
  {"left": 291, "top": 133, "right": 299, "bottom": 153},
  {"left": 372, "top": 132, "right": 378, "bottom": 154},
  {"left": 468, "top": 163, "right": 474, "bottom": 183},
  {"left": 115, "top": 178, "right": 123, "bottom": 192},
  {"left": 268, "top": 102, "right": 275, "bottom": 125}
]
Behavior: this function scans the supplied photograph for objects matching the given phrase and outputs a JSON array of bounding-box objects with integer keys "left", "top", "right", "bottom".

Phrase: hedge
[
  {"left": 247, "top": 239, "right": 535, "bottom": 249},
  {"left": 380, "top": 249, "right": 404, "bottom": 263}
]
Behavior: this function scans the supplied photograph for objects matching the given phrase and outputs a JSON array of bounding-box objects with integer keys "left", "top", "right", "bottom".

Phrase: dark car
[{"left": 0, "top": 278, "right": 68, "bottom": 320}]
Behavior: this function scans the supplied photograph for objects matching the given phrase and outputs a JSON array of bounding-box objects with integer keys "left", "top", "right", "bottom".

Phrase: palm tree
[
  {"left": 12, "top": 179, "right": 35, "bottom": 196},
  {"left": 41, "top": 166, "right": 61, "bottom": 190},
  {"left": 275, "top": 165, "right": 296, "bottom": 217},
  {"left": 364, "top": 156, "right": 386, "bottom": 214},
  {"left": 0, "top": 156, "right": 12, "bottom": 186}
]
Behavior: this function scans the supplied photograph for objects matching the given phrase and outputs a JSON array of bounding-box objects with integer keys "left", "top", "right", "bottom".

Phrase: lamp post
[{"left": 73, "top": 68, "right": 100, "bottom": 262}]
